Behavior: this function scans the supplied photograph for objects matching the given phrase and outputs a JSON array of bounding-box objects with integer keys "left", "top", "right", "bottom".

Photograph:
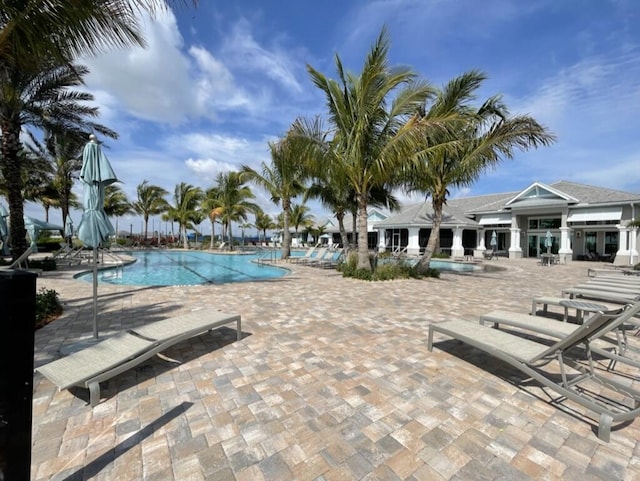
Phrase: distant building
[{"left": 320, "top": 181, "right": 639, "bottom": 265}]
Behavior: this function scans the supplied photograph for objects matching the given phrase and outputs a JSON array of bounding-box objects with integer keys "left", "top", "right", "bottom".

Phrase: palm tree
[
  {"left": 103, "top": 184, "right": 132, "bottom": 239},
  {"left": 289, "top": 203, "right": 315, "bottom": 245},
  {"left": 0, "top": 1, "right": 192, "bottom": 259},
  {"left": 241, "top": 131, "right": 308, "bottom": 259},
  {"left": 406, "top": 70, "right": 555, "bottom": 272},
  {"left": 0, "top": 1, "right": 196, "bottom": 69},
  {"left": 201, "top": 186, "right": 224, "bottom": 249},
  {"left": 165, "top": 182, "right": 203, "bottom": 249},
  {"left": 24, "top": 130, "right": 87, "bottom": 228},
  {"left": 305, "top": 27, "right": 433, "bottom": 270},
  {"left": 0, "top": 60, "right": 117, "bottom": 258},
  {"left": 212, "top": 171, "right": 259, "bottom": 250},
  {"left": 253, "top": 208, "right": 275, "bottom": 244},
  {"left": 131, "top": 180, "right": 169, "bottom": 240}
]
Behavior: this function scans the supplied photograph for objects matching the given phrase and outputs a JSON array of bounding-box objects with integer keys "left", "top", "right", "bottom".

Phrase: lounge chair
[
  {"left": 480, "top": 302, "right": 640, "bottom": 371},
  {"left": 290, "top": 245, "right": 317, "bottom": 264},
  {"left": 0, "top": 245, "right": 34, "bottom": 270},
  {"left": 316, "top": 249, "right": 345, "bottom": 269},
  {"left": 562, "top": 287, "right": 639, "bottom": 304},
  {"left": 35, "top": 310, "right": 241, "bottom": 406},
  {"left": 298, "top": 247, "right": 327, "bottom": 266},
  {"left": 428, "top": 311, "right": 640, "bottom": 442}
]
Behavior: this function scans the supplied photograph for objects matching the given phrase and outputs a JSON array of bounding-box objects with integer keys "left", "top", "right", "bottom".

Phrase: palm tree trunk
[
  {"left": 351, "top": 210, "right": 357, "bottom": 249},
  {"left": 227, "top": 222, "right": 233, "bottom": 251},
  {"left": 209, "top": 219, "right": 215, "bottom": 250},
  {"left": 0, "top": 120, "right": 28, "bottom": 259},
  {"left": 282, "top": 199, "right": 291, "bottom": 259},
  {"left": 337, "top": 212, "right": 349, "bottom": 251},
  {"left": 416, "top": 198, "right": 444, "bottom": 273},
  {"left": 356, "top": 195, "right": 370, "bottom": 270},
  {"left": 182, "top": 224, "right": 188, "bottom": 249}
]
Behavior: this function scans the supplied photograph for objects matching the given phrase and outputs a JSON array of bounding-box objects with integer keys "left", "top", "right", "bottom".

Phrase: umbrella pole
[{"left": 93, "top": 247, "right": 98, "bottom": 339}]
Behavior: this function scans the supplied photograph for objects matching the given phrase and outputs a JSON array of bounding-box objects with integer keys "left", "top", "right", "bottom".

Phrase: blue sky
[{"left": 22, "top": 0, "right": 640, "bottom": 234}]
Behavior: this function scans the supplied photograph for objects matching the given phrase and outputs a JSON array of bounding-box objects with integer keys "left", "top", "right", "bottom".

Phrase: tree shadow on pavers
[
  {"left": 68, "top": 326, "right": 251, "bottom": 406},
  {"left": 59, "top": 401, "right": 193, "bottom": 481},
  {"left": 431, "top": 339, "right": 637, "bottom": 440}
]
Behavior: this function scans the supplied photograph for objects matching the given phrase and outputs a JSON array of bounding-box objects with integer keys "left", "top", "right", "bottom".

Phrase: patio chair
[
  {"left": 479, "top": 302, "right": 640, "bottom": 371},
  {"left": 290, "top": 245, "right": 317, "bottom": 264},
  {"left": 35, "top": 310, "right": 241, "bottom": 406},
  {"left": 0, "top": 245, "right": 34, "bottom": 270},
  {"left": 562, "top": 287, "right": 639, "bottom": 304},
  {"left": 428, "top": 311, "right": 640, "bottom": 442},
  {"left": 298, "top": 247, "right": 327, "bottom": 266}
]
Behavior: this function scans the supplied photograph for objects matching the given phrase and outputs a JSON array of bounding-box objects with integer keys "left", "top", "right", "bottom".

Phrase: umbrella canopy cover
[
  {"left": 77, "top": 136, "right": 118, "bottom": 248},
  {"left": 65, "top": 217, "right": 74, "bottom": 238},
  {"left": 490, "top": 230, "right": 497, "bottom": 248},
  {"left": 545, "top": 230, "right": 553, "bottom": 248}
]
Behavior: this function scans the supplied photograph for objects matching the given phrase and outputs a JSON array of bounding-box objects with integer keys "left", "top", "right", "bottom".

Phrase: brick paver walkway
[{"left": 31, "top": 255, "right": 640, "bottom": 480}]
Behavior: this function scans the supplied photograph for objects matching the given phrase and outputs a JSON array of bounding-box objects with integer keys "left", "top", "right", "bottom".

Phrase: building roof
[{"left": 373, "top": 180, "right": 640, "bottom": 229}]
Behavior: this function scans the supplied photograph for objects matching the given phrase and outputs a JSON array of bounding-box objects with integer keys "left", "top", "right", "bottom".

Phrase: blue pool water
[{"left": 75, "top": 250, "right": 289, "bottom": 286}]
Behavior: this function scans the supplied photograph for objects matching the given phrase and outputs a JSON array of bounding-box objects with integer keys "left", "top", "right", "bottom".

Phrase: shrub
[
  {"left": 35, "top": 287, "right": 62, "bottom": 330},
  {"left": 337, "top": 252, "right": 439, "bottom": 281}
]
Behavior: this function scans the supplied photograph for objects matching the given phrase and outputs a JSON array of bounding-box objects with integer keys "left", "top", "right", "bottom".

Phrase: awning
[
  {"left": 567, "top": 208, "right": 622, "bottom": 223},
  {"left": 478, "top": 213, "right": 511, "bottom": 225}
]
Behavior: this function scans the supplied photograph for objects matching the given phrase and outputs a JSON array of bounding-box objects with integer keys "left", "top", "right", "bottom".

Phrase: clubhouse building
[{"left": 321, "top": 181, "right": 640, "bottom": 266}]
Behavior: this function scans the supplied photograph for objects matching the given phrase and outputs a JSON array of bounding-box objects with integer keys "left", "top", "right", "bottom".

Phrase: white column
[
  {"left": 508, "top": 228, "right": 522, "bottom": 259},
  {"left": 615, "top": 225, "right": 630, "bottom": 265},
  {"left": 407, "top": 227, "right": 420, "bottom": 256},
  {"left": 451, "top": 226, "right": 464, "bottom": 258},
  {"left": 378, "top": 228, "right": 386, "bottom": 252},
  {"left": 477, "top": 230, "right": 486, "bottom": 251},
  {"left": 558, "top": 226, "right": 572, "bottom": 262},
  {"left": 629, "top": 227, "right": 638, "bottom": 264}
]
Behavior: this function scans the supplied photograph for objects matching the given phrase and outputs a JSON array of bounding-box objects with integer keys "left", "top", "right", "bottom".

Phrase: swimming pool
[{"left": 75, "top": 250, "right": 289, "bottom": 286}]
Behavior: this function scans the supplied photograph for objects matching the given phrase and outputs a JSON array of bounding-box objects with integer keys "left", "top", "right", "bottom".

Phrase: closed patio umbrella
[
  {"left": 64, "top": 217, "right": 74, "bottom": 246},
  {"left": 545, "top": 230, "right": 553, "bottom": 254},
  {"left": 490, "top": 230, "right": 497, "bottom": 251},
  {"left": 77, "top": 134, "right": 118, "bottom": 339}
]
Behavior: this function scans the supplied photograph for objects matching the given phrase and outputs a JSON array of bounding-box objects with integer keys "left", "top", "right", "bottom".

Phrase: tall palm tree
[
  {"left": 131, "top": 180, "right": 169, "bottom": 240},
  {"left": 289, "top": 203, "right": 314, "bottom": 244},
  {"left": 0, "top": 1, "right": 196, "bottom": 70},
  {"left": 0, "top": 59, "right": 117, "bottom": 258},
  {"left": 103, "top": 184, "right": 132, "bottom": 239},
  {"left": 253, "top": 208, "right": 275, "bottom": 244},
  {"left": 406, "top": 70, "right": 555, "bottom": 272},
  {"left": 241, "top": 131, "right": 308, "bottom": 259},
  {"left": 212, "top": 171, "right": 259, "bottom": 250},
  {"left": 165, "top": 182, "right": 203, "bottom": 249},
  {"left": 305, "top": 27, "right": 433, "bottom": 270},
  {"left": 24, "top": 130, "right": 87, "bottom": 229},
  {"left": 0, "top": 1, "right": 193, "bottom": 260},
  {"left": 201, "top": 186, "right": 224, "bottom": 250}
]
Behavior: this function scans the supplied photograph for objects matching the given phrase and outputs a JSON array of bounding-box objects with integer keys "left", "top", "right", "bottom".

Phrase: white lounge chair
[
  {"left": 428, "top": 310, "right": 640, "bottom": 442},
  {"left": 35, "top": 310, "right": 241, "bottom": 406},
  {"left": 480, "top": 302, "right": 640, "bottom": 371},
  {"left": 0, "top": 245, "right": 34, "bottom": 270}
]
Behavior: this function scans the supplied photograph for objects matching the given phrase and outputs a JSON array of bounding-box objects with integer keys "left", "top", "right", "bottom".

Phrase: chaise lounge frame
[
  {"left": 36, "top": 310, "right": 241, "bottom": 406},
  {"left": 428, "top": 311, "right": 640, "bottom": 442}
]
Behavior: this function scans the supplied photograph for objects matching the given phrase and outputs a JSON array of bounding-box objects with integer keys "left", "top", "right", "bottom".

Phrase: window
[
  {"left": 604, "top": 231, "right": 618, "bottom": 255},
  {"left": 585, "top": 232, "right": 597, "bottom": 254},
  {"left": 528, "top": 217, "right": 560, "bottom": 229}
]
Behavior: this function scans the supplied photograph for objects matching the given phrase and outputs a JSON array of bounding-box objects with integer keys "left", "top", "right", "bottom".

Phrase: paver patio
[{"left": 31, "top": 256, "right": 640, "bottom": 480}]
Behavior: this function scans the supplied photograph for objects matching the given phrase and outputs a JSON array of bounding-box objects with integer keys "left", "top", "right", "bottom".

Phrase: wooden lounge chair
[
  {"left": 428, "top": 311, "right": 640, "bottom": 442},
  {"left": 35, "top": 310, "right": 241, "bottom": 406},
  {"left": 562, "top": 287, "right": 639, "bottom": 304}
]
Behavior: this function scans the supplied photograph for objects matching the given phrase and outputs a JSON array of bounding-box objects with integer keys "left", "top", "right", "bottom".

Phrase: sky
[{"left": 20, "top": 0, "right": 640, "bottom": 236}]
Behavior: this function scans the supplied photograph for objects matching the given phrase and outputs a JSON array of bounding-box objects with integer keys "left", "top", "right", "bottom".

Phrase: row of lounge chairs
[
  {"left": 428, "top": 267, "right": 640, "bottom": 442},
  {"left": 289, "top": 246, "right": 344, "bottom": 269}
]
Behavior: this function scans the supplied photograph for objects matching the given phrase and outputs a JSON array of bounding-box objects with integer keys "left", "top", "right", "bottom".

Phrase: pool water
[{"left": 75, "top": 250, "right": 289, "bottom": 286}]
